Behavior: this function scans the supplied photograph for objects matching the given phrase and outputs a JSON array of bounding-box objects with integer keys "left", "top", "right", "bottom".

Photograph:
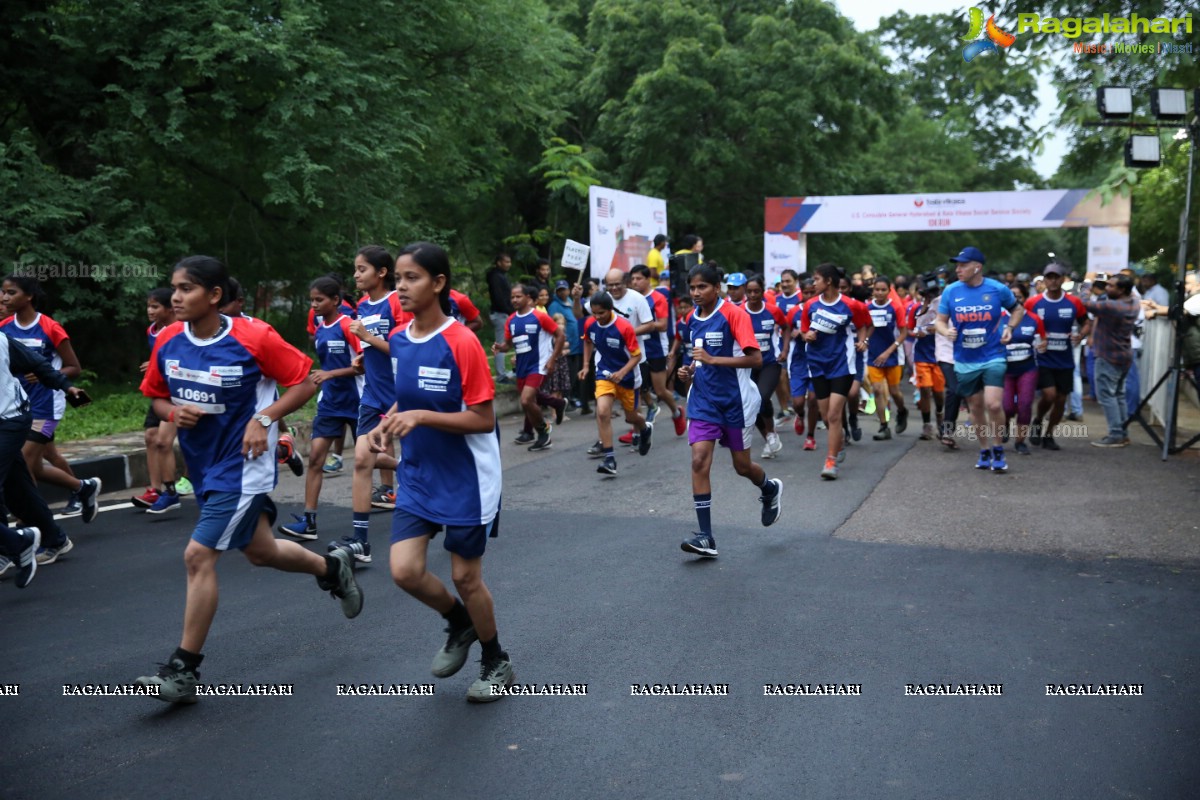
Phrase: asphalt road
[{"left": 2, "top": 411, "right": 1197, "bottom": 799}]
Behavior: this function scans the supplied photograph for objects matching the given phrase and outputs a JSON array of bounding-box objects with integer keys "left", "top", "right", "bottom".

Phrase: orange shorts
[
  {"left": 595, "top": 380, "right": 639, "bottom": 414},
  {"left": 867, "top": 365, "right": 902, "bottom": 387},
  {"left": 915, "top": 362, "right": 945, "bottom": 392}
]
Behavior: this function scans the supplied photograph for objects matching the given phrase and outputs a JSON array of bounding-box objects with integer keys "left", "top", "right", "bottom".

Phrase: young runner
[
  {"left": 838, "top": 274, "right": 869, "bottom": 444},
  {"left": 743, "top": 275, "right": 788, "bottom": 459},
  {"left": 1025, "top": 263, "right": 1089, "bottom": 451},
  {"left": 866, "top": 277, "right": 909, "bottom": 440},
  {"left": 369, "top": 242, "right": 513, "bottom": 701},
  {"left": 772, "top": 269, "right": 803, "bottom": 423},
  {"left": 784, "top": 279, "right": 821, "bottom": 450},
  {"left": 629, "top": 265, "right": 686, "bottom": 435},
  {"left": 136, "top": 255, "right": 362, "bottom": 703},
  {"left": 305, "top": 273, "right": 357, "bottom": 475},
  {"left": 279, "top": 276, "right": 363, "bottom": 540},
  {"left": 0, "top": 276, "right": 101, "bottom": 550},
  {"left": 1001, "top": 284, "right": 1046, "bottom": 454},
  {"left": 580, "top": 291, "right": 651, "bottom": 475},
  {"left": 907, "top": 284, "right": 946, "bottom": 440},
  {"left": 800, "top": 264, "right": 872, "bottom": 479},
  {"left": 133, "top": 287, "right": 183, "bottom": 513},
  {"left": 492, "top": 284, "right": 563, "bottom": 452},
  {"left": 675, "top": 264, "right": 782, "bottom": 558}
]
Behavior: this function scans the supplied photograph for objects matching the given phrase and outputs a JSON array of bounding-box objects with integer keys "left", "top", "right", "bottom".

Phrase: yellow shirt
[{"left": 646, "top": 248, "right": 665, "bottom": 271}]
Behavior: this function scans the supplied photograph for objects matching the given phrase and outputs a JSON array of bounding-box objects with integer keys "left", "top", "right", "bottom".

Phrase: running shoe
[
  {"left": 586, "top": 440, "right": 605, "bottom": 458},
  {"left": 77, "top": 477, "right": 102, "bottom": 524},
  {"left": 618, "top": 430, "right": 634, "bottom": 445},
  {"left": 513, "top": 431, "right": 535, "bottom": 445},
  {"left": 317, "top": 549, "right": 364, "bottom": 618},
  {"left": 0, "top": 555, "right": 11, "bottom": 580},
  {"left": 528, "top": 428, "right": 553, "bottom": 452},
  {"left": 555, "top": 404, "right": 565, "bottom": 425},
  {"left": 681, "top": 533, "right": 718, "bottom": 558},
  {"left": 763, "top": 432, "right": 782, "bottom": 458},
  {"left": 991, "top": 447, "right": 1008, "bottom": 473},
  {"left": 816, "top": 420, "right": 827, "bottom": 431},
  {"left": 873, "top": 425, "right": 892, "bottom": 441},
  {"left": 36, "top": 536, "right": 74, "bottom": 565},
  {"left": 919, "top": 423, "right": 935, "bottom": 441},
  {"left": 759, "top": 479, "right": 783, "bottom": 527},
  {"left": 175, "top": 477, "right": 194, "bottom": 496},
  {"left": 131, "top": 487, "right": 160, "bottom": 509},
  {"left": 1090, "top": 435, "right": 1129, "bottom": 448},
  {"left": 940, "top": 434, "right": 959, "bottom": 450},
  {"left": 1042, "top": 436, "right": 1061, "bottom": 451},
  {"left": 146, "top": 492, "right": 181, "bottom": 515},
  {"left": 862, "top": 395, "right": 876, "bottom": 415},
  {"left": 836, "top": 448, "right": 846, "bottom": 463},
  {"left": 61, "top": 492, "right": 82, "bottom": 518},
  {"left": 370, "top": 486, "right": 395, "bottom": 510},
  {"left": 638, "top": 422, "right": 653, "bottom": 456},
  {"left": 327, "top": 536, "right": 372, "bottom": 564},
  {"left": 467, "top": 653, "right": 516, "bottom": 703},
  {"left": 597, "top": 457, "right": 617, "bottom": 475},
  {"left": 277, "top": 433, "right": 304, "bottom": 476},
  {"left": 1015, "top": 441, "right": 1031, "bottom": 455},
  {"left": 135, "top": 655, "right": 200, "bottom": 704},
  {"left": 804, "top": 435, "right": 817, "bottom": 451},
  {"left": 279, "top": 513, "right": 318, "bottom": 541},
  {"left": 14, "top": 527, "right": 41, "bottom": 589},
  {"left": 974, "top": 449, "right": 992, "bottom": 470},
  {"left": 673, "top": 409, "right": 687, "bottom": 436},
  {"left": 432, "top": 624, "right": 478, "bottom": 678},
  {"left": 1029, "top": 420, "right": 1043, "bottom": 446},
  {"left": 794, "top": 416, "right": 804, "bottom": 436},
  {"left": 323, "top": 453, "right": 344, "bottom": 474},
  {"left": 895, "top": 407, "right": 908, "bottom": 435},
  {"left": 850, "top": 422, "right": 862, "bottom": 442},
  {"left": 820, "top": 457, "right": 839, "bottom": 480},
  {"left": 645, "top": 402, "right": 660, "bottom": 424}
]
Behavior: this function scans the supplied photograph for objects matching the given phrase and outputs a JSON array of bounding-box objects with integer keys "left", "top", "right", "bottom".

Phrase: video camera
[{"left": 915, "top": 267, "right": 948, "bottom": 297}]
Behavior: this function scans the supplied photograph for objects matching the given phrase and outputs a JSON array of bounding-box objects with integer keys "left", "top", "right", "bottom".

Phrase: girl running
[
  {"left": 1002, "top": 283, "right": 1046, "bottom": 455},
  {"left": 135, "top": 255, "right": 361, "bottom": 704},
  {"left": 675, "top": 264, "right": 782, "bottom": 559},
  {"left": 800, "top": 263, "right": 872, "bottom": 480},
  {"left": 367, "top": 242, "right": 513, "bottom": 702},
  {"left": 133, "top": 287, "right": 182, "bottom": 513},
  {"left": 278, "top": 276, "right": 363, "bottom": 540},
  {"left": 743, "top": 275, "right": 788, "bottom": 459},
  {"left": 0, "top": 276, "right": 101, "bottom": 546}
]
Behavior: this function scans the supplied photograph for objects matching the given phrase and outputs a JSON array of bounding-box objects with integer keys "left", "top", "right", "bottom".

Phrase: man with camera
[
  {"left": 907, "top": 272, "right": 946, "bottom": 440},
  {"left": 1081, "top": 273, "right": 1141, "bottom": 447}
]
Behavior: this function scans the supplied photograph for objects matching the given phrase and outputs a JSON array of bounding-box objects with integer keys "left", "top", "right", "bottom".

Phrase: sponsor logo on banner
[{"left": 960, "top": 8, "right": 1016, "bottom": 62}]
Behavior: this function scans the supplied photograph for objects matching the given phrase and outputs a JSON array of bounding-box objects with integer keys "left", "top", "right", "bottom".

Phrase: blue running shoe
[
  {"left": 990, "top": 447, "right": 1008, "bottom": 473},
  {"left": 146, "top": 492, "right": 181, "bottom": 515},
  {"left": 279, "top": 513, "right": 317, "bottom": 540},
  {"left": 975, "top": 449, "right": 992, "bottom": 470}
]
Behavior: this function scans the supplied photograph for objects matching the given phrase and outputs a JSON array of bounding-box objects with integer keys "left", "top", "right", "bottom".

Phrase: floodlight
[
  {"left": 1097, "top": 86, "right": 1133, "bottom": 118},
  {"left": 1124, "top": 135, "right": 1161, "bottom": 168},
  {"left": 1150, "top": 88, "right": 1187, "bottom": 121}
]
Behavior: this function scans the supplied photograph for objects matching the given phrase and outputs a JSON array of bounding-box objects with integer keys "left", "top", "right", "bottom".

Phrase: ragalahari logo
[{"left": 961, "top": 8, "right": 1016, "bottom": 62}]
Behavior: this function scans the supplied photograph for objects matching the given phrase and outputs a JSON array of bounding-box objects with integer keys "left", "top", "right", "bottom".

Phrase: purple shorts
[
  {"left": 28, "top": 418, "right": 60, "bottom": 445},
  {"left": 687, "top": 418, "right": 753, "bottom": 452}
]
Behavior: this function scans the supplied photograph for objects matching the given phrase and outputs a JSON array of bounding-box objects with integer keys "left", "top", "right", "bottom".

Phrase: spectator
[
  {"left": 548, "top": 280, "right": 588, "bottom": 414},
  {"left": 646, "top": 234, "right": 668, "bottom": 275},
  {"left": 1080, "top": 274, "right": 1141, "bottom": 447},
  {"left": 486, "top": 253, "right": 515, "bottom": 381},
  {"left": 530, "top": 259, "right": 552, "bottom": 298}
]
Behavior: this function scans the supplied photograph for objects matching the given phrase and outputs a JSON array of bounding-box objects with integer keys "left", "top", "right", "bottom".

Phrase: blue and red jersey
[
  {"left": 785, "top": 305, "right": 809, "bottom": 377},
  {"left": 356, "top": 291, "right": 411, "bottom": 410},
  {"left": 642, "top": 289, "right": 671, "bottom": 360},
  {"left": 686, "top": 299, "right": 761, "bottom": 427},
  {"left": 906, "top": 302, "right": 939, "bottom": 365},
  {"left": 800, "top": 294, "right": 872, "bottom": 379},
  {"left": 389, "top": 320, "right": 500, "bottom": 526},
  {"left": 582, "top": 315, "right": 642, "bottom": 389},
  {"left": 774, "top": 291, "right": 803, "bottom": 321},
  {"left": 744, "top": 302, "right": 788, "bottom": 367},
  {"left": 313, "top": 314, "right": 363, "bottom": 418},
  {"left": 937, "top": 278, "right": 1017, "bottom": 365},
  {"left": 0, "top": 313, "right": 69, "bottom": 419},
  {"left": 675, "top": 309, "right": 694, "bottom": 368},
  {"left": 449, "top": 289, "right": 480, "bottom": 327},
  {"left": 306, "top": 301, "right": 357, "bottom": 337},
  {"left": 1002, "top": 309, "right": 1045, "bottom": 375},
  {"left": 1024, "top": 292, "right": 1087, "bottom": 370},
  {"left": 140, "top": 316, "right": 312, "bottom": 498},
  {"left": 505, "top": 308, "right": 558, "bottom": 378},
  {"left": 866, "top": 299, "right": 907, "bottom": 367}
]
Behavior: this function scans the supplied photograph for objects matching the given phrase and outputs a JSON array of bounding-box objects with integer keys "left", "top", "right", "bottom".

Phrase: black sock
[
  {"left": 172, "top": 646, "right": 203, "bottom": 670},
  {"left": 442, "top": 599, "right": 472, "bottom": 631},
  {"left": 921, "top": 410, "right": 931, "bottom": 423},
  {"left": 163, "top": 481, "right": 177, "bottom": 496},
  {"left": 480, "top": 635, "right": 503, "bottom": 661}
]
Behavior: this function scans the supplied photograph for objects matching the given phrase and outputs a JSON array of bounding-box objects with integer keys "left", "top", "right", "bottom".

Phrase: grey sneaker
[
  {"left": 36, "top": 536, "right": 73, "bottom": 565},
  {"left": 318, "top": 550, "right": 364, "bottom": 618},
  {"left": 872, "top": 426, "right": 892, "bottom": 441},
  {"left": 467, "top": 654, "right": 516, "bottom": 702},
  {"left": 431, "top": 624, "right": 478, "bottom": 678},
  {"left": 586, "top": 440, "right": 605, "bottom": 458},
  {"left": 759, "top": 479, "right": 783, "bottom": 527},
  {"left": 135, "top": 656, "right": 199, "bottom": 704},
  {"left": 1091, "top": 435, "right": 1129, "bottom": 448}
]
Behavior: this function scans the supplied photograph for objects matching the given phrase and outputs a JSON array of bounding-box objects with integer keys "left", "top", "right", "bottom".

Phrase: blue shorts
[
  {"left": 855, "top": 351, "right": 866, "bottom": 383},
  {"left": 687, "top": 418, "right": 753, "bottom": 452},
  {"left": 192, "top": 492, "right": 277, "bottom": 551},
  {"left": 312, "top": 414, "right": 357, "bottom": 441},
  {"left": 955, "top": 360, "right": 1007, "bottom": 397},
  {"left": 390, "top": 506, "right": 495, "bottom": 560},
  {"left": 789, "top": 365, "right": 811, "bottom": 399},
  {"left": 356, "top": 404, "right": 388, "bottom": 437}
]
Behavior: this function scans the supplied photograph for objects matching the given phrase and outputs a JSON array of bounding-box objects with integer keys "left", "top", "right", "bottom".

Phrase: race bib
[
  {"left": 513, "top": 334, "right": 532, "bottom": 354},
  {"left": 1046, "top": 333, "right": 1069, "bottom": 351},
  {"left": 962, "top": 328, "right": 987, "bottom": 349},
  {"left": 167, "top": 365, "right": 225, "bottom": 413},
  {"left": 1006, "top": 344, "right": 1032, "bottom": 362}
]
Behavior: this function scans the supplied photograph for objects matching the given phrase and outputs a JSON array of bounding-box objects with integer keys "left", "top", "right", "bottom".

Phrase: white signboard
[
  {"left": 588, "top": 186, "right": 668, "bottom": 280},
  {"left": 1086, "top": 226, "right": 1130, "bottom": 275},
  {"left": 763, "top": 233, "right": 806, "bottom": 283},
  {"left": 560, "top": 239, "right": 590, "bottom": 272}
]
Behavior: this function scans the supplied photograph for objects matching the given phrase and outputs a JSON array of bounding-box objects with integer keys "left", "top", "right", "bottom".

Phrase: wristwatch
[{"left": 253, "top": 414, "right": 273, "bottom": 428}]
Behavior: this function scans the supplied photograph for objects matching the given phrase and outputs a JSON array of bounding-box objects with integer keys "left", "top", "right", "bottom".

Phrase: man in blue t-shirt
[{"left": 935, "top": 246, "right": 1025, "bottom": 473}]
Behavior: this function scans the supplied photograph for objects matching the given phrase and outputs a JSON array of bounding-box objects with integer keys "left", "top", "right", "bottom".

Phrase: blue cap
[
  {"left": 726, "top": 272, "right": 748, "bottom": 287},
  {"left": 555, "top": 279, "right": 570, "bottom": 291},
  {"left": 949, "top": 246, "right": 986, "bottom": 264},
  {"left": 660, "top": 269, "right": 670, "bottom": 279}
]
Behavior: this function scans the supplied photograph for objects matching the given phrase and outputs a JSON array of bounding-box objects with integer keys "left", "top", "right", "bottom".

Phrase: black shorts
[
  {"left": 639, "top": 363, "right": 652, "bottom": 391},
  {"left": 1037, "top": 367, "right": 1074, "bottom": 394},
  {"left": 646, "top": 356, "right": 668, "bottom": 373},
  {"left": 811, "top": 374, "right": 854, "bottom": 400},
  {"left": 144, "top": 404, "right": 161, "bottom": 429}
]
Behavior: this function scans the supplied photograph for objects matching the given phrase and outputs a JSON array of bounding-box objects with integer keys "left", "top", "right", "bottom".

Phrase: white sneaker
[{"left": 767, "top": 432, "right": 782, "bottom": 456}]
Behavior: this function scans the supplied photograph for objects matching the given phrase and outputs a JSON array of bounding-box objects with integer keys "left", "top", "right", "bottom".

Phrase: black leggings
[
  {"left": 938, "top": 361, "right": 962, "bottom": 435},
  {"left": 751, "top": 362, "right": 782, "bottom": 432}
]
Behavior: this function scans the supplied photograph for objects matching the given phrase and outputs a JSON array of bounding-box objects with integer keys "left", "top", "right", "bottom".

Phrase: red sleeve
[
  {"left": 41, "top": 317, "right": 70, "bottom": 347},
  {"left": 306, "top": 308, "right": 317, "bottom": 337},
  {"left": 504, "top": 313, "right": 515, "bottom": 341},
  {"left": 581, "top": 317, "right": 594, "bottom": 342},
  {"left": 1069, "top": 295, "right": 1087, "bottom": 320},
  {"left": 534, "top": 309, "right": 558, "bottom": 334},
  {"left": 723, "top": 303, "right": 760, "bottom": 351},
  {"left": 339, "top": 316, "right": 362, "bottom": 353},
  {"left": 452, "top": 290, "right": 480, "bottom": 323},
  {"left": 444, "top": 323, "right": 494, "bottom": 407},
  {"left": 387, "top": 294, "right": 413, "bottom": 331},
  {"left": 891, "top": 301, "right": 907, "bottom": 330},
  {"left": 618, "top": 318, "right": 641, "bottom": 358},
  {"left": 233, "top": 318, "right": 312, "bottom": 386},
  {"left": 770, "top": 304, "right": 788, "bottom": 328},
  {"left": 850, "top": 299, "right": 872, "bottom": 329},
  {"left": 1032, "top": 315, "right": 1046, "bottom": 337},
  {"left": 799, "top": 298, "right": 814, "bottom": 333},
  {"left": 139, "top": 322, "right": 185, "bottom": 399},
  {"left": 906, "top": 304, "right": 918, "bottom": 329},
  {"left": 1024, "top": 295, "right": 1040, "bottom": 315}
]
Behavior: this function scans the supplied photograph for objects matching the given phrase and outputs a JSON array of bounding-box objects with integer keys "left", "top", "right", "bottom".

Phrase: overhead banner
[
  {"left": 765, "top": 190, "right": 1130, "bottom": 235},
  {"left": 763, "top": 233, "right": 807, "bottom": 282},
  {"left": 588, "top": 186, "right": 668, "bottom": 279},
  {"left": 1086, "top": 226, "right": 1130, "bottom": 275}
]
